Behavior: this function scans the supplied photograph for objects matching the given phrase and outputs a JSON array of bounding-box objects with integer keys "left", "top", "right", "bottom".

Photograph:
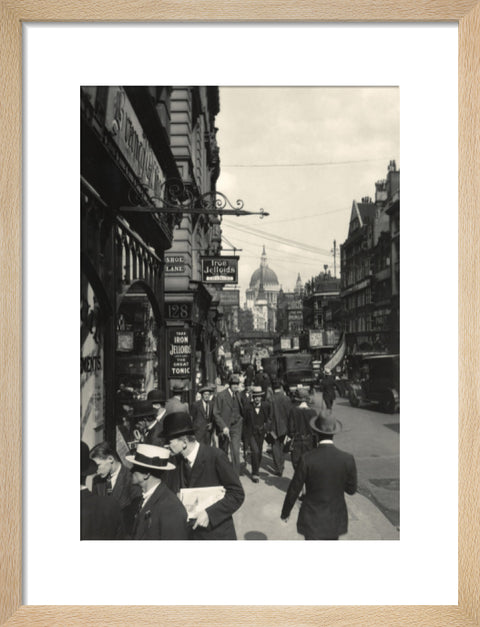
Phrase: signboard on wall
[
  {"left": 168, "top": 328, "right": 192, "bottom": 378},
  {"left": 201, "top": 256, "right": 238, "bottom": 283},
  {"left": 165, "top": 255, "right": 185, "bottom": 273},
  {"left": 309, "top": 329, "right": 324, "bottom": 349}
]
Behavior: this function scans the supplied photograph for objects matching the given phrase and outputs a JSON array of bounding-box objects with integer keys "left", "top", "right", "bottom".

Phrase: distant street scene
[{"left": 81, "top": 86, "right": 399, "bottom": 541}]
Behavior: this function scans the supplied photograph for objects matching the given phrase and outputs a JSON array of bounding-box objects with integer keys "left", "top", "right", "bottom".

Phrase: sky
[{"left": 215, "top": 87, "right": 400, "bottom": 303}]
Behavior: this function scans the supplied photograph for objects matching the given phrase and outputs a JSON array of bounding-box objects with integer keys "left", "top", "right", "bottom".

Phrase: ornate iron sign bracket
[{"left": 119, "top": 178, "right": 269, "bottom": 218}]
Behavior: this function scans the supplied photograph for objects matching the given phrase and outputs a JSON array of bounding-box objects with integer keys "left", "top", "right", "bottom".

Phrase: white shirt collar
[
  {"left": 141, "top": 481, "right": 160, "bottom": 506},
  {"left": 109, "top": 463, "right": 122, "bottom": 488},
  {"left": 185, "top": 440, "right": 200, "bottom": 467},
  {"left": 319, "top": 439, "right": 333, "bottom": 444}
]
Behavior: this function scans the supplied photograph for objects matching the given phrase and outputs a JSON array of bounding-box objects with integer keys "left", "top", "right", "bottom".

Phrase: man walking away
[
  {"left": 287, "top": 387, "right": 317, "bottom": 471},
  {"left": 268, "top": 378, "right": 292, "bottom": 477},
  {"left": 281, "top": 411, "right": 357, "bottom": 540}
]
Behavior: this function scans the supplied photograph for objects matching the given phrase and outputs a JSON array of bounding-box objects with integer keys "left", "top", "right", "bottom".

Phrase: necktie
[
  {"left": 106, "top": 476, "right": 113, "bottom": 496},
  {"left": 183, "top": 457, "right": 192, "bottom": 487}
]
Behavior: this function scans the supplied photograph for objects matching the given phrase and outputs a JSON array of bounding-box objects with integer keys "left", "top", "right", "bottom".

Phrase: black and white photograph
[{"left": 80, "top": 85, "right": 400, "bottom": 542}]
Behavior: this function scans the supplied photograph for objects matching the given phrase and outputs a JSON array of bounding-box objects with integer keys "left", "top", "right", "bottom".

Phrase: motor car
[{"left": 347, "top": 354, "right": 399, "bottom": 413}]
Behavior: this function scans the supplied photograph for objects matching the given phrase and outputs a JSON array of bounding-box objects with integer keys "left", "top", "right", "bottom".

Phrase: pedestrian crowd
[{"left": 81, "top": 366, "right": 357, "bottom": 542}]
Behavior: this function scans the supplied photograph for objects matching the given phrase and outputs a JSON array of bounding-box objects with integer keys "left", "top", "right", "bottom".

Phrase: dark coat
[
  {"left": 92, "top": 463, "right": 142, "bottom": 535},
  {"left": 164, "top": 396, "right": 189, "bottom": 415},
  {"left": 243, "top": 402, "right": 271, "bottom": 441},
  {"left": 170, "top": 444, "right": 245, "bottom": 540},
  {"left": 132, "top": 482, "right": 189, "bottom": 540},
  {"left": 213, "top": 388, "right": 243, "bottom": 432},
  {"left": 321, "top": 375, "right": 337, "bottom": 406},
  {"left": 270, "top": 391, "right": 292, "bottom": 438},
  {"left": 281, "top": 444, "right": 357, "bottom": 539},
  {"left": 81, "top": 489, "right": 125, "bottom": 540},
  {"left": 191, "top": 399, "right": 214, "bottom": 444},
  {"left": 92, "top": 463, "right": 141, "bottom": 510}
]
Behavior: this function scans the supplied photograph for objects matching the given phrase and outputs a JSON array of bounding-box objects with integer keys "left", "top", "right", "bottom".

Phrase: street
[{"left": 233, "top": 399, "right": 399, "bottom": 540}]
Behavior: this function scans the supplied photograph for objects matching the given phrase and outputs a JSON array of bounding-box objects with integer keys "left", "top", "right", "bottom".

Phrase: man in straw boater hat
[
  {"left": 280, "top": 410, "right": 357, "bottom": 540},
  {"left": 190, "top": 383, "right": 216, "bottom": 445},
  {"left": 162, "top": 412, "right": 244, "bottom": 540},
  {"left": 126, "top": 443, "right": 189, "bottom": 540},
  {"left": 243, "top": 386, "right": 271, "bottom": 483}
]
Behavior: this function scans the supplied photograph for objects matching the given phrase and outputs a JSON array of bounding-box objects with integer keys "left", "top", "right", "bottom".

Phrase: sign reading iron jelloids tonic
[
  {"left": 201, "top": 256, "right": 239, "bottom": 284},
  {"left": 168, "top": 328, "right": 192, "bottom": 378}
]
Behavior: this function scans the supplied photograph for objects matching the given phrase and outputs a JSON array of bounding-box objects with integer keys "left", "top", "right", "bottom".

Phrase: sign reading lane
[{"left": 201, "top": 256, "right": 238, "bottom": 283}]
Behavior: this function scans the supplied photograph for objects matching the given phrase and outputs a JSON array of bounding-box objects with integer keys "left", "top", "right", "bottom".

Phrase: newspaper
[{"left": 179, "top": 486, "right": 226, "bottom": 519}]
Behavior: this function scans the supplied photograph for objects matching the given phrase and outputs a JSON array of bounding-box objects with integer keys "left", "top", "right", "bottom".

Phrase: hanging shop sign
[
  {"left": 201, "top": 256, "right": 238, "bottom": 284},
  {"left": 105, "top": 87, "right": 165, "bottom": 197},
  {"left": 165, "top": 255, "right": 186, "bottom": 273},
  {"left": 280, "top": 337, "right": 292, "bottom": 351},
  {"left": 219, "top": 289, "right": 240, "bottom": 307},
  {"left": 168, "top": 328, "right": 192, "bottom": 378}
]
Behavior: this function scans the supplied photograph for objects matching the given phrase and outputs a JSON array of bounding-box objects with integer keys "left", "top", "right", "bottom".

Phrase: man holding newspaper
[{"left": 162, "top": 411, "right": 245, "bottom": 540}]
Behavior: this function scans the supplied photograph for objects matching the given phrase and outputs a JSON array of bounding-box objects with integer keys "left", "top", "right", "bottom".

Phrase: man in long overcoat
[
  {"left": 212, "top": 373, "right": 244, "bottom": 475},
  {"left": 281, "top": 412, "right": 357, "bottom": 540},
  {"left": 268, "top": 379, "right": 292, "bottom": 476}
]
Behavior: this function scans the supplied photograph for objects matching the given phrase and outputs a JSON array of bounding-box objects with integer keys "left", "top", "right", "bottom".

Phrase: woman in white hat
[{"left": 126, "top": 444, "right": 189, "bottom": 540}]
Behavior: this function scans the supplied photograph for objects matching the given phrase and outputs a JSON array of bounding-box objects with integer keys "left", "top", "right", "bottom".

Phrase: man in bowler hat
[
  {"left": 190, "top": 383, "right": 215, "bottom": 445},
  {"left": 162, "top": 412, "right": 245, "bottom": 540},
  {"left": 281, "top": 411, "right": 357, "bottom": 540},
  {"left": 126, "top": 443, "right": 189, "bottom": 540}
]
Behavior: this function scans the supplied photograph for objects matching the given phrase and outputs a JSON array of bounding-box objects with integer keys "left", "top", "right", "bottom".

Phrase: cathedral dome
[{"left": 248, "top": 246, "right": 279, "bottom": 287}]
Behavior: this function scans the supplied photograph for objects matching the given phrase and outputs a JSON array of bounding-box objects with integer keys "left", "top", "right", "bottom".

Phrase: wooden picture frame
[{"left": 1, "top": 2, "right": 478, "bottom": 624}]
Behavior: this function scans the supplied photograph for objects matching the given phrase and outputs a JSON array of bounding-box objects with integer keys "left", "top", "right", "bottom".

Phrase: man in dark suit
[
  {"left": 281, "top": 411, "right": 357, "bottom": 540},
  {"left": 320, "top": 367, "right": 337, "bottom": 409},
  {"left": 269, "top": 379, "right": 292, "bottom": 477},
  {"left": 165, "top": 382, "right": 189, "bottom": 415},
  {"left": 125, "top": 443, "right": 189, "bottom": 540},
  {"left": 81, "top": 441, "right": 124, "bottom": 540},
  {"left": 287, "top": 387, "right": 317, "bottom": 471},
  {"left": 90, "top": 441, "right": 142, "bottom": 536},
  {"left": 190, "top": 383, "right": 215, "bottom": 445},
  {"left": 162, "top": 412, "right": 245, "bottom": 540},
  {"left": 243, "top": 386, "right": 270, "bottom": 483},
  {"left": 212, "top": 373, "right": 244, "bottom": 475}
]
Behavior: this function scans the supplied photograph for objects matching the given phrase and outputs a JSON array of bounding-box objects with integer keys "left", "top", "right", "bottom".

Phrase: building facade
[
  {"left": 245, "top": 246, "right": 280, "bottom": 331},
  {"left": 81, "top": 86, "right": 223, "bottom": 449},
  {"left": 340, "top": 161, "right": 400, "bottom": 354}
]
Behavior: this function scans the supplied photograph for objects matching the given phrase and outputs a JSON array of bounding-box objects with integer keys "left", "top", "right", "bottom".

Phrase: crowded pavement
[{"left": 233, "top": 396, "right": 399, "bottom": 541}]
